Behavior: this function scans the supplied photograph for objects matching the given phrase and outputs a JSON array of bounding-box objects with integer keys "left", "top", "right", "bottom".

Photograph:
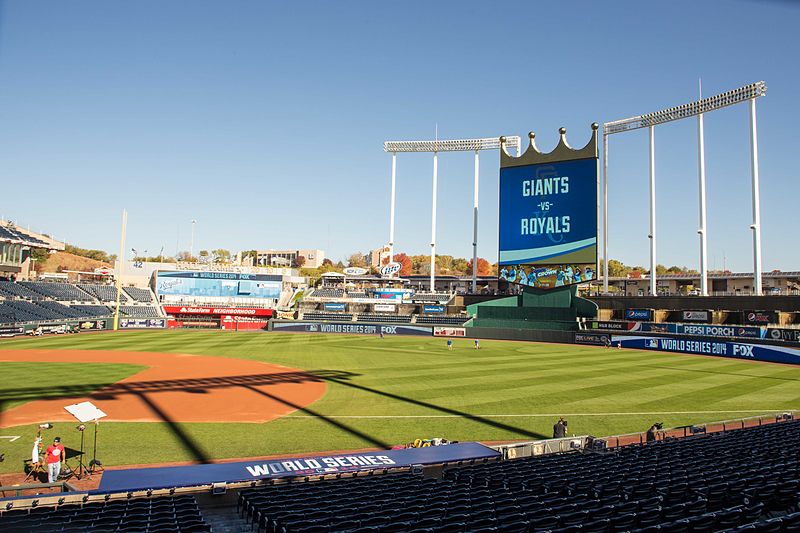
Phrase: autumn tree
[
  {"left": 347, "top": 253, "right": 367, "bottom": 268},
  {"left": 467, "top": 257, "right": 492, "bottom": 276},
  {"left": 383, "top": 252, "right": 412, "bottom": 276}
]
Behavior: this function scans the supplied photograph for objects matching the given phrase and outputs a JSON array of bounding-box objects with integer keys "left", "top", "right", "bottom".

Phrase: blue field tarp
[{"left": 98, "top": 442, "right": 500, "bottom": 493}]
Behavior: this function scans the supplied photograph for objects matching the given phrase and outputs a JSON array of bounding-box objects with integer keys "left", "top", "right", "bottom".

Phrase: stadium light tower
[
  {"left": 190, "top": 219, "right": 197, "bottom": 259},
  {"left": 383, "top": 136, "right": 521, "bottom": 292},
  {"left": 603, "top": 81, "right": 767, "bottom": 296}
]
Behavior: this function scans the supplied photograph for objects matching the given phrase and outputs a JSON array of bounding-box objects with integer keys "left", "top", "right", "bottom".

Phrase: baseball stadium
[{"left": 2, "top": 3, "right": 800, "bottom": 533}]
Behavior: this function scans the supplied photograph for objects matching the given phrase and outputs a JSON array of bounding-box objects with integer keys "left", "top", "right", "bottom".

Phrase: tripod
[
  {"left": 88, "top": 420, "right": 103, "bottom": 474},
  {"left": 69, "top": 428, "right": 92, "bottom": 480},
  {"left": 23, "top": 461, "right": 45, "bottom": 483}
]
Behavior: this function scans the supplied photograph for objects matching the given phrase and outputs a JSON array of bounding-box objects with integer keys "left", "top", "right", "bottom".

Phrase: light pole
[
  {"left": 190, "top": 219, "right": 196, "bottom": 260},
  {"left": 383, "top": 135, "right": 521, "bottom": 293},
  {"left": 603, "top": 81, "right": 767, "bottom": 297}
]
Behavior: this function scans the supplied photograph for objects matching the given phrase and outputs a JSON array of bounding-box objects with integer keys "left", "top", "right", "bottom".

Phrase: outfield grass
[
  {"left": 0, "top": 361, "right": 145, "bottom": 411},
  {"left": 0, "top": 330, "right": 798, "bottom": 474}
]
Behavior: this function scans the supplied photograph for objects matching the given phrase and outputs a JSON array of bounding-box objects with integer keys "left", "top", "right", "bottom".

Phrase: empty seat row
[
  {"left": 78, "top": 284, "right": 129, "bottom": 302},
  {"left": 356, "top": 314, "right": 412, "bottom": 323},
  {"left": 0, "top": 494, "right": 210, "bottom": 532},
  {"left": 19, "top": 281, "right": 93, "bottom": 301},
  {"left": 415, "top": 315, "right": 467, "bottom": 325},
  {"left": 123, "top": 286, "right": 154, "bottom": 302},
  {"left": 303, "top": 312, "right": 354, "bottom": 321},
  {"left": 237, "top": 420, "right": 800, "bottom": 533}
]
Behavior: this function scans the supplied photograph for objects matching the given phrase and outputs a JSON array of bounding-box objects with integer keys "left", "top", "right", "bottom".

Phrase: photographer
[
  {"left": 646, "top": 422, "right": 664, "bottom": 443},
  {"left": 553, "top": 417, "right": 567, "bottom": 439}
]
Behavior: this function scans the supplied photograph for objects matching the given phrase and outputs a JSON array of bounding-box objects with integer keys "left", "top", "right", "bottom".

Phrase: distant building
[
  {"left": 254, "top": 249, "right": 326, "bottom": 269},
  {"left": 368, "top": 245, "right": 391, "bottom": 269}
]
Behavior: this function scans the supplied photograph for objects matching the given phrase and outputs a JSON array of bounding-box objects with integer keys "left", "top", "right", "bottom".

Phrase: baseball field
[{"left": 1, "top": 330, "right": 799, "bottom": 475}]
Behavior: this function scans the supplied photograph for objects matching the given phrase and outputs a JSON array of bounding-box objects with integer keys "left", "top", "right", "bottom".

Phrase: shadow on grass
[{"left": 0, "top": 367, "right": 547, "bottom": 464}]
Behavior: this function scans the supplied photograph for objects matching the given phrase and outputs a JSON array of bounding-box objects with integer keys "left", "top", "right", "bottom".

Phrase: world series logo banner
[{"left": 498, "top": 126, "right": 599, "bottom": 289}]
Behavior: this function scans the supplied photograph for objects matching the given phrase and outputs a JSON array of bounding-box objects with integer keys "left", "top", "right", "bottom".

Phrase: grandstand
[
  {"left": 0, "top": 281, "right": 44, "bottom": 300},
  {"left": 0, "top": 280, "right": 161, "bottom": 325},
  {"left": 78, "top": 283, "right": 129, "bottom": 302},
  {"left": 0, "top": 494, "right": 209, "bottom": 532},
  {"left": 124, "top": 286, "right": 154, "bottom": 302},
  {"left": 231, "top": 420, "right": 799, "bottom": 532},
  {"left": 18, "top": 281, "right": 93, "bottom": 301},
  {"left": 1, "top": 419, "right": 795, "bottom": 532}
]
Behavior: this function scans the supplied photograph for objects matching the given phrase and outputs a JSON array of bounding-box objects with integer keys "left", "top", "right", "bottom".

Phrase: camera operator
[
  {"left": 553, "top": 417, "right": 567, "bottom": 439},
  {"left": 646, "top": 422, "right": 664, "bottom": 443}
]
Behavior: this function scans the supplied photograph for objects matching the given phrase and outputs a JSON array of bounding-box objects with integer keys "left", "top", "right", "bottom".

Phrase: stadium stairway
[{"left": 197, "top": 492, "right": 252, "bottom": 533}]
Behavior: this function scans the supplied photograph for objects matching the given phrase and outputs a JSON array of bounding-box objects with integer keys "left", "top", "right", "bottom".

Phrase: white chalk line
[
  {"left": 0, "top": 435, "right": 21, "bottom": 442},
  {"left": 283, "top": 409, "right": 798, "bottom": 419}
]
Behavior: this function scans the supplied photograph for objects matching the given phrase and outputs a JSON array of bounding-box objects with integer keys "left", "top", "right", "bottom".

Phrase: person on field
[
  {"left": 46, "top": 436, "right": 65, "bottom": 483},
  {"left": 646, "top": 422, "right": 664, "bottom": 443},
  {"left": 447, "top": 339, "right": 453, "bottom": 350},
  {"left": 553, "top": 417, "right": 567, "bottom": 439},
  {"left": 474, "top": 339, "right": 480, "bottom": 350}
]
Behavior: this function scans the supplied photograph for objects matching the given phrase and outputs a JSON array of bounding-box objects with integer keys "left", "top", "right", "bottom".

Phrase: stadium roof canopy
[{"left": 0, "top": 220, "right": 64, "bottom": 250}]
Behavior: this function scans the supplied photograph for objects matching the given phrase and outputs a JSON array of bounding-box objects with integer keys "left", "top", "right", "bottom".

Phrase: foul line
[{"left": 283, "top": 409, "right": 797, "bottom": 419}]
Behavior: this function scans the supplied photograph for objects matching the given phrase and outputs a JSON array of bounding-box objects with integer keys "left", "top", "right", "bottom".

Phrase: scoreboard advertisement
[
  {"left": 498, "top": 137, "right": 598, "bottom": 290},
  {"left": 155, "top": 271, "right": 281, "bottom": 300}
]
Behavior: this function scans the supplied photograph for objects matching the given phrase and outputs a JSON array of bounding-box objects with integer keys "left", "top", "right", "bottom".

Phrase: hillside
[{"left": 37, "top": 251, "right": 112, "bottom": 274}]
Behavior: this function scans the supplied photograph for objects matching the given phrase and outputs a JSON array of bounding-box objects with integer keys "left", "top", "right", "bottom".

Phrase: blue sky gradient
[{"left": 0, "top": 1, "right": 797, "bottom": 270}]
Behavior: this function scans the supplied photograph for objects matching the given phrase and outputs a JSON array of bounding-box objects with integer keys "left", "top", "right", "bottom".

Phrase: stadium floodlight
[
  {"left": 383, "top": 136, "right": 520, "bottom": 153},
  {"left": 603, "top": 81, "right": 766, "bottom": 135},
  {"left": 602, "top": 81, "right": 767, "bottom": 296},
  {"left": 383, "top": 135, "right": 522, "bottom": 293}
]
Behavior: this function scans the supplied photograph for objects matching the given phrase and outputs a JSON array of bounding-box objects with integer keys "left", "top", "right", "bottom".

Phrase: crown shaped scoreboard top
[{"left": 500, "top": 123, "right": 599, "bottom": 168}]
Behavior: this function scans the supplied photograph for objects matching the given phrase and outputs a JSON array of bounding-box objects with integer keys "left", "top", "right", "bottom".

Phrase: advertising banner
[
  {"left": 373, "top": 289, "right": 412, "bottom": 301},
  {"left": 590, "top": 321, "right": 641, "bottom": 331},
  {"left": 78, "top": 320, "right": 106, "bottom": 331},
  {"left": 380, "top": 263, "right": 401, "bottom": 277},
  {"left": 119, "top": 318, "right": 166, "bottom": 329},
  {"left": 156, "top": 271, "right": 281, "bottom": 300},
  {"left": 498, "top": 156, "right": 598, "bottom": 290},
  {"left": 276, "top": 311, "right": 296, "bottom": 320},
  {"left": 343, "top": 267, "right": 368, "bottom": 276},
  {"left": 612, "top": 335, "right": 800, "bottom": 366},
  {"left": 641, "top": 323, "right": 678, "bottom": 334},
  {"left": 625, "top": 309, "right": 653, "bottom": 321},
  {"left": 433, "top": 327, "right": 466, "bottom": 337},
  {"left": 682, "top": 310, "right": 710, "bottom": 323},
  {"left": 679, "top": 324, "right": 766, "bottom": 339},
  {"left": 574, "top": 332, "right": 610, "bottom": 346},
  {"left": 767, "top": 328, "right": 800, "bottom": 343},
  {"left": 744, "top": 311, "right": 776, "bottom": 325},
  {"left": 0, "top": 325, "right": 24, "bottom": 336},
  {"left": 423, "top": 304, "right": 445, "bottom": 314},
  {"left": 272, "top": 321, "right": 432, "bottom": 337},
  {"left": 374, "top": 303, "right": 396, "bottom": 312},
  {"left": 162, "top": 306, "right": 273, "bottom": 317},
  {"left": 98, "top": 442, "right": 500, "bottom": 492},
  {"left": 324, "top": 302, "right": 347, "bottom": 312}
]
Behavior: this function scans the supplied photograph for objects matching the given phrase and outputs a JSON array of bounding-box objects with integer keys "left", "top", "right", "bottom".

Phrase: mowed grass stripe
[{"left": 1, "top": 330, "right": 799, "bottom": 474}]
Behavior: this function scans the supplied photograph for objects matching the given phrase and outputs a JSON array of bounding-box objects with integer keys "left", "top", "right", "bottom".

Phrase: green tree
[{"left": 212, "top": 249, "right": 231, "bottom": 263}]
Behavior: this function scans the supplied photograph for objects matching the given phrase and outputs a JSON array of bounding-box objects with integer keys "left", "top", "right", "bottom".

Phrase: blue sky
[{"left": 0, "top": 1, "right": 797, "bottom": 270}]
